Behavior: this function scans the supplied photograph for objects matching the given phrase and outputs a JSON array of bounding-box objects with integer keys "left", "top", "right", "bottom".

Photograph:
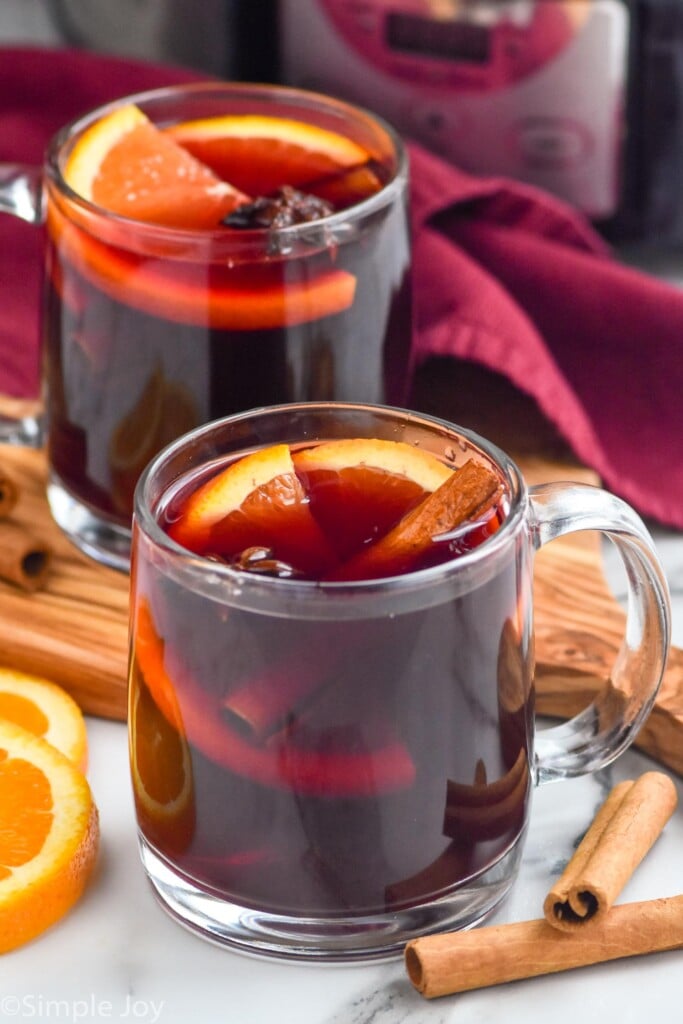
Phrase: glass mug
[
  {"left": 128, "top": 402, "right": 670, "bottom": 961},
  {"left": 0, "top": 82, "right": 410, "bottom": 570}
]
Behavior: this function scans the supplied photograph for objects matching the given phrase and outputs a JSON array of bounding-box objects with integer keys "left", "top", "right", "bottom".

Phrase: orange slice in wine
[
  {"left": 169, "top": 443, "right": 338, "bottom": 577},
  {"left": 129, "top": 647, "right": 195, "bottom": 853},
  {"left": 47, "top": 199, "right": 357, "bottom": 329},
  {"left": 293, "top": 438, "right": 453, "bottom": 560},
  {"left": 64, "top": 103, "right": 247, "bottom": 229},
  {"left": 167, "top": 114, "right": 377, "bottom": 199},
  {"left": 132, "top": 601, "right": 415, "bottom": 796},
  {"left": 53, "top": 106, "right": 358, "bottom": 329}
]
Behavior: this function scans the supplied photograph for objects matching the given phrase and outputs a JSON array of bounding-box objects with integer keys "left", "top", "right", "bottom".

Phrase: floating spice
[{"left": 223, "top": 186, "right": 334, "bottom": 229}]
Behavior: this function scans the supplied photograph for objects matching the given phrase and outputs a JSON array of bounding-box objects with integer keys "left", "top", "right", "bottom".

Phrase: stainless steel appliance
[{"left": 279, "top": 0, "right": 683, "bottom": 242}]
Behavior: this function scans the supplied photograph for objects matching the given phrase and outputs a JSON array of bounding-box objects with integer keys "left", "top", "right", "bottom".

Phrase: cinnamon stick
[
  {"left": 327, "top": 460, "right": 501, "bottom": 581},
  {"left": 405, "top": 894, "right": 683, "bottom": 998},
  {"left": 0, "top": 521, "right": 52, "bottom": 591},
  {"left": 0, "top": 469, "right": 18, "bottom": 519},
  {"left": 543, "top": 771, "right": 677, "bottom": 931}
]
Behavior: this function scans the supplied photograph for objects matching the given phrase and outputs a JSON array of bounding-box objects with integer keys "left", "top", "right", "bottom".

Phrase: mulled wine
[
  {"left": 129, "top": 436, "right": 532, "bottom": 922},
  {"left": 43, "top": 84, "right": 411, "bottom": 548}
]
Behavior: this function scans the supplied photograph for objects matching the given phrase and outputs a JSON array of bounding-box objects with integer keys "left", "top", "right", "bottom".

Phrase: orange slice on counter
[
  {"left": 0, "top": 667, "right": 88, "bottom": 772},
  {"left": 64, "top": 103, "right": 248, "bottom": 229},
  {"left": 167, "top": 114, "right": 376, "bottom": 198},
  {"left": 293, "top": 438, "right": 453, "bottom": 559},
  {"left": 0, "top": 719, "right": 99, "bottom": 953},
  {"left": 169, "top": 443, "right": 338, "bottom": 576}
]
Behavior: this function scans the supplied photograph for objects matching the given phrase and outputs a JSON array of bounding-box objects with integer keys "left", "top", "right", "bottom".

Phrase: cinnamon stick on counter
[
  {"left": 327, "top": 460, "right": 501, "bottom": 581},
  {"left": 405, "top": 894, "right": 683, "bottom": 999},
  {"left": 544, "top": 771, "right": 677, "bottom": 931},
  {"left": 0, "top": 468, "right": 18, "bottom": 519},
  {"left": 0, "top": 521, "right": 52, "bottom": 591}
]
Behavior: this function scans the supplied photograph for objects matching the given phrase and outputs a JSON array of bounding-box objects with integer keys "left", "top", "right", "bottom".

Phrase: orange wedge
[
  {"left": 293, "top": 439, "right": 453, "bottom": 560},
  {"left": 0, "top": 667, "right": 88, "bottom": 772},
  {"left": 0, "top": 719, "right": 99, "bottom": 953},
  {"left": 54, "top": 105, "right": 361, "bottom": 329},
  {"left": 169, "top": 442, "right": 338, "bottom": 575},
  {"left": 168, "top": 114, "right": 373, "bottom": 198},
  {"left": 64, "top": 103, "right": 247, "bottom": 229}
]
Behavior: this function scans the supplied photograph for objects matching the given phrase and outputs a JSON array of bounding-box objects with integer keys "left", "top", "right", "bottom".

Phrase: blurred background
[
  {"left": 0, "top": 0, "right": 277, "bottom": 80},
  {"left": 4, "top": 0, "right": 683, "bottom": 262}
]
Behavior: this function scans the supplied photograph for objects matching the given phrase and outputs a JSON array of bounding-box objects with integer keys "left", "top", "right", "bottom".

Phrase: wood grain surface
[
  {"left": 0, "top": 445, "right": 129, "bottom": 719},
  {"left": 0, "top": 441, "right": 679, "bottom": 777}
]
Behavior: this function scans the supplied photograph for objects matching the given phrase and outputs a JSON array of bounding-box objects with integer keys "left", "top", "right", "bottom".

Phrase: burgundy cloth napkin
[
  {"left": 0, "top": 47, "right": 197, "bottom": 398},
  {"left": 1, "top": 46, "right": 681, "bottom": 528}
]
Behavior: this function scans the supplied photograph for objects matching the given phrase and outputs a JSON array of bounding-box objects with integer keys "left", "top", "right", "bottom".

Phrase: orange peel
[
  {"left": 167, "top": 113, "right": 373, "bottom": 196},
  {"left": 169, "top": 444, "right": 337, "bottom": 573},
  {"left": 0, "top": 667, "right": 88, "bottom": 772}
]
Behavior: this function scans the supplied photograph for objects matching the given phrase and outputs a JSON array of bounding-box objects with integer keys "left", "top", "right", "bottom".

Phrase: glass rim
[
  {"left": 45, "top": 80, "right": 409, "bottom": 245},
  {"left": 133, "top": 401, "right": 529, "bottom": 602}
]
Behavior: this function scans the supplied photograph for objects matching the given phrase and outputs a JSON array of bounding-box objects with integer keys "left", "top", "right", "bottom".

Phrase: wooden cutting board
[{"left": 0, "top": 443, "right": 681, "bottom": 774}]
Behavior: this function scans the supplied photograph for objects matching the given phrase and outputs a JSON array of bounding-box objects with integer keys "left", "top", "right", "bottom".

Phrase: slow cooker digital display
[{"left": 386, "top": 12, "right": 490, "bottom": 63}]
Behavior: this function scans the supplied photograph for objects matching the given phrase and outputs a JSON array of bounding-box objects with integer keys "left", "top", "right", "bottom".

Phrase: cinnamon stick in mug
[
  {"left": 0, "top": 521, "right": 52, "bottom": 591},
  {"left": 405, "top": 894, "right": 683, "bottom": 998},
  {"left": 544, "top": 771, "right": 677, "bottom": 931},
  {"left": 328, "top": 460, "right": 501, "bottom": 581}
]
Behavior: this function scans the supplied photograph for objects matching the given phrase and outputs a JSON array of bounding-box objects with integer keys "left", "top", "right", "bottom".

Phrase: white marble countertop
[{"left": 0, "top": 525, "right": 679, "bottom": 1024}]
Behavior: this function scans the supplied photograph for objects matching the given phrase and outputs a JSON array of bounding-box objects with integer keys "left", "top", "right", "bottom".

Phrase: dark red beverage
[
  {"left": 43, "top": 86, "right": 411, "bottom": 536},
  {"left": 129, "top": 436, "right": 532, "bottom": 928}
]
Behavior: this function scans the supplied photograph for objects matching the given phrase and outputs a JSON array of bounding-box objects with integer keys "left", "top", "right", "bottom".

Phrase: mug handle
[
  {"left": 529, "top": 481, "right": 671, "bottom": 784},
  {"left": 0, "top": 164, "right": 45, "bottom": 446}
]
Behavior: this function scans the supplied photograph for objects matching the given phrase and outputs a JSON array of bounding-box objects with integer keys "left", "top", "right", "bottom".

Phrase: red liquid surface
[
  {"left": 130, "top": 448, "right": 532, "bottom": 917},
  {"left": 44, "top": 123, "right": 411, "bottom": 525}
]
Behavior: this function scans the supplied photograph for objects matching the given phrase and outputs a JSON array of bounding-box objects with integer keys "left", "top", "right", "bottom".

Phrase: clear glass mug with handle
[
  {"left": 128, "top": 401, "right": 670, "bottom": 961},
  {"left": 0, "top": 81, "right": 411, "bottom": 570}
]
